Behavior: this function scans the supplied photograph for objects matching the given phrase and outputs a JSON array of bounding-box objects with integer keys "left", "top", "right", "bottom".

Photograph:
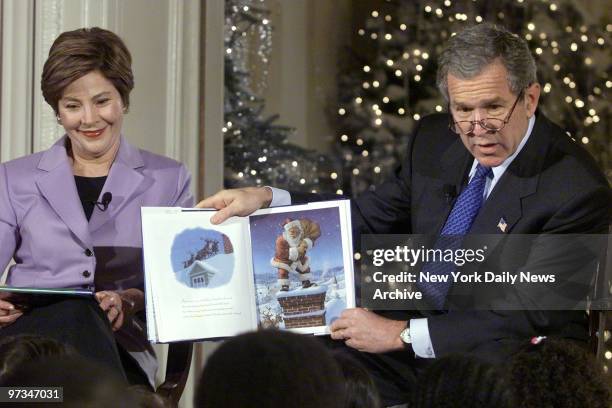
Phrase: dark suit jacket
[{"left": 295, "top": 112, "right": 611, "bottom": 362}]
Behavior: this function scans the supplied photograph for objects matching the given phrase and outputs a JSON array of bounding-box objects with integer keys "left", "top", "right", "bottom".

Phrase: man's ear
[{"left": 524, "top": 82, "right": 541, "bottom": 118}]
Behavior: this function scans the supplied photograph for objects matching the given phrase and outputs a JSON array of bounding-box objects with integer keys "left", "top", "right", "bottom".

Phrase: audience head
[
  {"left": 333, "top": 352, "right": 381, "bottom": 408},
  {"left": 412, "top": 354, "right": 512, "bottom": 408},
  {"left": 1, "top": 354, "right": 135, "bottom": 407},
  {"left": 0, "top": 334, "right": 75, "bottom": 381},
  {"left": 195, "top": 329, "right": 345, "bottom": 408},
  {"left": 509, "top": 337, "right": 611, "bottom": 408}
]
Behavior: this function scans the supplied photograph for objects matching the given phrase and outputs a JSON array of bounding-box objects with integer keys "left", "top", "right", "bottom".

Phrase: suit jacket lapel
[
  {"left": 36, "top": 138, "right": 93, "bottom": 249},
  {"left": 471, "top": 115, "right": 548, "bottom": 235},
  {"left": 433, "top": 138, "right": 473, "bottom": 232},
  {"left": 88, "top": 136, "right": 152, "bottom": 233}
]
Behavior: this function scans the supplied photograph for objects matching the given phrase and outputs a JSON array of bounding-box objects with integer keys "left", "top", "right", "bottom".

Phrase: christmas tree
[
  {"left": 223, "top": 0, "right": 341, "bottom": 194},
  {"left": 334, "top": 0, "right": 610, "bottom": 196}
]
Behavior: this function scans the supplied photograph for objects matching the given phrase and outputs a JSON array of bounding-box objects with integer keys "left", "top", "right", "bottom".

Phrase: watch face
[{"left": 400, "top": 328, "right": 411, "bottom": 343}]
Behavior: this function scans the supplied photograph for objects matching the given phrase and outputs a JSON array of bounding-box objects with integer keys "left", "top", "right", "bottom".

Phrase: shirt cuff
[
  {"left": 409, "top": 318, "right": 436, "bottom": 358},
  {"left": 267, "top": 186, "right": 291, "bottom": 207}
]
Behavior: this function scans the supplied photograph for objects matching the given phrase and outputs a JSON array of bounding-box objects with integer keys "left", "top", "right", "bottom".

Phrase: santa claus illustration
[{"left": 270, "top": 218, "right": 321, "bottom": 291}]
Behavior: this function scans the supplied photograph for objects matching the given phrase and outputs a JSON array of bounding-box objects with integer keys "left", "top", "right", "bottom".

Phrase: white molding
[
  {"left": 165, "top": 0, "right": 201, "bottom": 189},
  {"left": 179, "top": 0, "right": 201, "bottom": 186},
  {"left": 202, "top": 0, "right": 225, "bottom": 196},
  {"left": 165, "top": 0, "right": 182, "bottom": 161},
  {"left": 1, "top": 0, "right": 34, "bottom": 161},
  {"left": 32, "top": 0, "right": 64, "bottom": 153}
]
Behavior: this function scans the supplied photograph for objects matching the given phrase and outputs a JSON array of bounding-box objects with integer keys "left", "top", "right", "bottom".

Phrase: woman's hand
[
  {"left": 95, "top": 291, "right": 125, "bottom": 331},
  {"left": 95, "top": 289, "right": 144, "bottom": 332},
  {"left": 0, "top": 299, "right": 23, "bottom": 328}
]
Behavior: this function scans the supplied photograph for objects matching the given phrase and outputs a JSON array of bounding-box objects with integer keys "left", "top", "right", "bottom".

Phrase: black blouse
[{"left": 74, "top": 176, "right": 107, "bottom": 221}]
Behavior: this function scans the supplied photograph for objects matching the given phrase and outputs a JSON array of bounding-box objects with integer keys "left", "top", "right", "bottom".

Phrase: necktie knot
[{"left": 474, "top": 164, "right": 492, "bottom": 181}]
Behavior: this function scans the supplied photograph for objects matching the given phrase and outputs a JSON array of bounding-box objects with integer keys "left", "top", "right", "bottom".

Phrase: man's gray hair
[{"left": 436, "top": 23, "right": 537, "bottom": 101}]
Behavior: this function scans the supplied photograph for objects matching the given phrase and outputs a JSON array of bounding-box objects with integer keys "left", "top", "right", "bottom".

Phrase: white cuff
[
  {"left": 298, "top": 273, "right": 313, "bottom": 281},
  {"left": 267, "top": 186, "right": 291, "bottom": 207},
  {"left": 288, "top": 247, "right": 299, "bottom": 261},
  {"left": 409, "top": 318, "right": 435, "bottom": 358}
]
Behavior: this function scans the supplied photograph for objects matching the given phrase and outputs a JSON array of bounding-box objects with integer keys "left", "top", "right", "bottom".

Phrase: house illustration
[{"left": 186, "top": 261, "right": 216, "bottom": 288}]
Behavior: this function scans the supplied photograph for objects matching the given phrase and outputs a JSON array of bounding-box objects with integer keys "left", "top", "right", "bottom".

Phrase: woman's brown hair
[{"left": 41, "top": 27, "right": 134, "bottom": 114}]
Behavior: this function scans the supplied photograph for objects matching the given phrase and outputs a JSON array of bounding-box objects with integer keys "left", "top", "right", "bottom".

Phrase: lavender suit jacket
[{"left": 0, "top": 135, "right": 194, "bottom": 386}]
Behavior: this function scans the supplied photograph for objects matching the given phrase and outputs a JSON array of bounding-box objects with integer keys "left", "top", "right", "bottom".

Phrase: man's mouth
[
  {"left": 474, "top": 142, "right": 499, "bottom": 154},
  {"left": 79, "top": 128, "right": 106, "bottom": 138}
]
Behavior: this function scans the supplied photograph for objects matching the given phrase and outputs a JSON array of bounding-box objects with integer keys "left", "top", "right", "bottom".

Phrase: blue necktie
[{"left": 420, "top": 164, "right": 493, "bottom": 309}]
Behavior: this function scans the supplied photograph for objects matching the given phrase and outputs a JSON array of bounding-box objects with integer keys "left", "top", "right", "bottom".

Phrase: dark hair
[
  {"left": 0, "top": 334, "right": 75, "bottom": 381},
  {"left": 412, "top": 354, "right": 512, "bottom": 408},
  {"left": 41, "top": 27, "right": 134, "bottom": 114},
  {"left": 333, "top": 352, "right": 381, "bottom": 408},
  {"left": 437, "top": 23, "right": 536, "bottom": 101},
  {"left": 0, "top": 354, "right": 135, "bottom": 407},
  {"left": 195, "top": 330, "right": 345, "bottom": 408},
  {"left": 509, "top": 338, "right": 611, "bottom": 408}
]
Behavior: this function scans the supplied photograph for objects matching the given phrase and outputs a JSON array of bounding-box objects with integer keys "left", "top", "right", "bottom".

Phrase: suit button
[
  {"left": 82, "top": 270, "right": 91, "bottom": 278},
  {"left": 84, "top": 249, "right": 93, "bottom": 257}
]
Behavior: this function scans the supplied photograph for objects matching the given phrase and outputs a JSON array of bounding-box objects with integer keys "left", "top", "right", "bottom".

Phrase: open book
[{"left": 142, "top": 200, "right": 355, "bottom": 343}]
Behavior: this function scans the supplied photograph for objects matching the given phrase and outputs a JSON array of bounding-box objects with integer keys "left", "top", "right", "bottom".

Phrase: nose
[
  {"left": 470, "top": 109, "right": 488, "bottom": 137},
  {"left": 81, "top": 105, "right": 99, "bottom": 127}
]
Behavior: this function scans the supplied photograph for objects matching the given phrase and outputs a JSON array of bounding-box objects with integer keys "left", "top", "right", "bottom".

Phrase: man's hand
[
  {"left": 330, "top": 308, "right": 406, "bottom": 353},
  {"left": 0, "top": 299, "right": 23, "bottom": 328},
  {"left": 196, "top": 187, "right": 273, "bottom": 224}
]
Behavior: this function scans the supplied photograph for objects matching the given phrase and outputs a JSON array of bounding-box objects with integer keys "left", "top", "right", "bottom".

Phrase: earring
[{"left": 56, "top": 116, "right": 61, "bottom": 124}]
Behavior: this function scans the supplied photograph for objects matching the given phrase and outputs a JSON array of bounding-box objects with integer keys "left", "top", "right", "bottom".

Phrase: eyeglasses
[{"left": 448, "top": 90, "right": 524, "bottom": 135}]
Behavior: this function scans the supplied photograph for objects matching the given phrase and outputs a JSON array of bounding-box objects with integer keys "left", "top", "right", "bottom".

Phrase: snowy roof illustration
[{"left": 176, "top": 253, "right": 234, "bottom": 289}]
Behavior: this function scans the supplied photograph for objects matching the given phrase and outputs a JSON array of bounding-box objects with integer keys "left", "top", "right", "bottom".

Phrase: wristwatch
[{"left": 399, "top": 323, "right": 411, "bottom": 345}]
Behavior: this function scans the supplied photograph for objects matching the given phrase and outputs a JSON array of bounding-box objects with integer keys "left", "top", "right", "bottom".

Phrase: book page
[
  {"left": 248, "top": 200, "right": 355, "bottom": 335},
  {"left": 142, "top": 208, "right": 257, "bottom": 342}
]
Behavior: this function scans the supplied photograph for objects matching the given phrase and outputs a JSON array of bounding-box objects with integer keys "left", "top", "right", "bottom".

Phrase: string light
[
  {"left": 383, "top": 96, "right": 390, "bottom": 103},
  {"left": 356, "top": 138, "right": 364, "bottom": 146},
  {"left": 363, "top": 65, "right": 371, "bottom": 72},
  {"left": 330, "top": 172, "right": 338, "bottom": 180},
  {"left": 340, "top": 134, "right": 348, "bottom": 142},
  {"left": 338, "top": 108, "right": 346, "bottom": 115},
  {"left": 400, "top": 24, "right": 407, "bottom": 31},
  {"left": 355, "top": 97, "right": 363, "bottom": 104},
  {"left": 385, "top": 33, "right": 392, "bottom": 40},
  {"left": 413, "top": 114, "right": 421, "bottom": 120},
  {"left": 395, "top": 70, "right": 402, "bottom": 77},
  {"left": 371, "top": 10, "right": 379, "bottom": 18}
]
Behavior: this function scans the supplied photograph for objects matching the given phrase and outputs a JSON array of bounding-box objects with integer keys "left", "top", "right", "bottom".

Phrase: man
[
  {"left": 198, "top": 23, "right": 611, "bottom": 405},
  {"left": 272, "top": 218, "right": 321, "bottom": 291}
]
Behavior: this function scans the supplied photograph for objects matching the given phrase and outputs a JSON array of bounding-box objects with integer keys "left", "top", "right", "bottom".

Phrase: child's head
[{"left": 509, "top": 337, "right": 611, "bottom": 408}]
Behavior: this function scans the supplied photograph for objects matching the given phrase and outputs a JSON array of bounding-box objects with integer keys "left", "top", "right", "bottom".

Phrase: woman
[{"left": 0, "top": 27, "right": 193, "bottom": 387}]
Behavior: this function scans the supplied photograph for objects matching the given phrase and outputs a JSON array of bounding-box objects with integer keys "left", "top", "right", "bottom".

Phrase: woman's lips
[{"left": 80, "top": 128, "right": 106, "bottom": 138}]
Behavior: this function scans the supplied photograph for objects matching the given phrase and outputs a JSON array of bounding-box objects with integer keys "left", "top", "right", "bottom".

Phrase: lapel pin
[{"left": 497, "top": 217, "right": 508, "bottom": 233}]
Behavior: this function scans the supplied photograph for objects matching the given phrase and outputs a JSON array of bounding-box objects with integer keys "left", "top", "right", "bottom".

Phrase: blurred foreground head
[
  {"left": 1, "top": 354, "right": 136, "bottom": 407},
  {"left": 195, "top": 329, "right": 345, "bottom": 408}
]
